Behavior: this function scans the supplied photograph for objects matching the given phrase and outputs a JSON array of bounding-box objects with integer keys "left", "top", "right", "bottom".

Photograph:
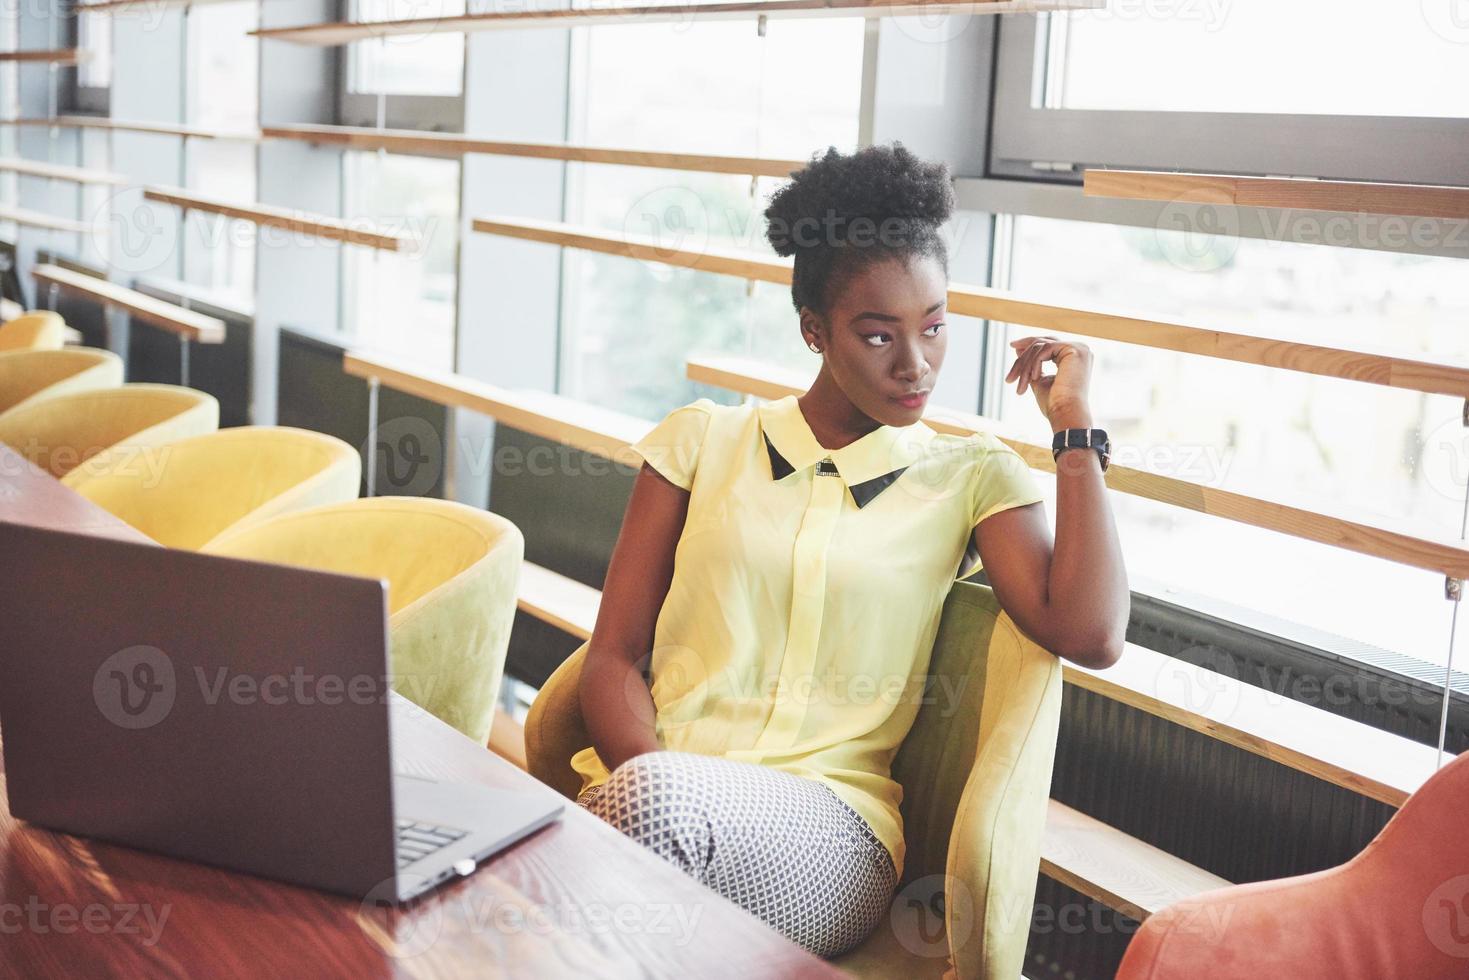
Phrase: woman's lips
[{"left": 894, "top": 391, "right": 929, "bottom": 409}]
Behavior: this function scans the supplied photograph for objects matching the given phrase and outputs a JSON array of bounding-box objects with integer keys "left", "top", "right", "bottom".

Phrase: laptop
[{"left": 0, "top": 521, "right": 563, "bottom": 903}]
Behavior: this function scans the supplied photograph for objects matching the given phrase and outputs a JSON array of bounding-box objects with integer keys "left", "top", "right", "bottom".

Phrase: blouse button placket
[{"left": 754, "top": 458, "right": 845, "bottom": 753}]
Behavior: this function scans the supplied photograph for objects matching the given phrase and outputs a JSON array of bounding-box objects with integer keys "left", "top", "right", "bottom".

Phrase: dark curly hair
[{"left": 763, "top": 142, "right": 954, "bottom": 315}]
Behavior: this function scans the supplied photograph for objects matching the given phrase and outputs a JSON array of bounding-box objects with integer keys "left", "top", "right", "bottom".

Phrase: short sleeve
[
  {"left": 968, "top": 431, "right": 1046, "bottom": 528},
  {"left": 630, "top": 398, "right": 715, "bottom": 491}
]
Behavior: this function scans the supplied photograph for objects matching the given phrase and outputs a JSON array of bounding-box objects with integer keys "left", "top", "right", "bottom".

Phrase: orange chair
[{"left": 1116, "top": 750, "right": 1469, "bottom": 980}]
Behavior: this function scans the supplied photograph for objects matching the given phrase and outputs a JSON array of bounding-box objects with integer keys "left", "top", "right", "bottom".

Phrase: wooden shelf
[
  {"left": 1042, "top": 800, "right": 1231, "bottom": 920},
  {"left": 143, "top": 186, "right": 412, "bottom": 252},
  {"left": 32, "top": 264, "right": 225, "bottom": 343},
  {"left": 343, "top": 350, "right": 651, "bottom": 460},
  {"left": 0, "top": 116, "right": 260, "bottom": 142},
  {"left": 348, "top": 345, "right": 1445, "bottom": 808},
  {"left": 517, "top": 561, "right": 602, "bottom": 641},
  {"left": 252, "top": 0, "right": 1103, "bottom": 44},
  {"left": 0, "top": 49, "right": 89, "bottom": 65},
  {"left": 263, "top": 123, "right": 805, "bottom": 178},
  {"left": 1085, "top": 169, "right": 1469, "bottom": 223},
  {"left": 77, "top": 0, "right": 247, "bottom": 11},
  {"left": 688, "top": 352, "right": 1469, "bottom": 584},
  {"left": 0, "top": 157, "right": 126, "bottom": 186},
  {"left": 0, "top": 204, "right": 92, "bottom": 234},
  {"left": 472, "top": 214, "right": 1469, "bottom": 401}
]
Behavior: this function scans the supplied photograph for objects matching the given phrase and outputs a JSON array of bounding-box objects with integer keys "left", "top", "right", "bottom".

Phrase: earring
[{"left": 808, "top": 342, "right": 821, "bottom": 354}]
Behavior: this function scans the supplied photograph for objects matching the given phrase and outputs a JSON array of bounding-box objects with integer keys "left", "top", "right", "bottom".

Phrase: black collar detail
[{"left": 763, "top": 432, "right": 907, "bottom": 509}]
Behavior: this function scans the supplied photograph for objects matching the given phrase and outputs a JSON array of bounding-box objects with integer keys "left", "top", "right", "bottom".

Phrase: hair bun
[{"left": 764, "top": 142, "right": 955, "bottom": 257}]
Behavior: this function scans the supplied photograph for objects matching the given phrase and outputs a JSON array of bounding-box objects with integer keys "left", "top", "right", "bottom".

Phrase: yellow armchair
[
  {"left": 202, "top": 497, "right": 524, "bottom": 744},
  {"left": 0, "top": 347, "right": 123, "bottom": 416},
  {"left": 524, "top": 579, "right": 1062, "bottom": 980},
  {"left": 0, "top": 384, "right": 219, "bottom": 483},
  {"left": 0, "top": 310, "right": 65, "bottom": 352},
  {"left": 73, "top": 425, "right": 361, "bottom": 550}
]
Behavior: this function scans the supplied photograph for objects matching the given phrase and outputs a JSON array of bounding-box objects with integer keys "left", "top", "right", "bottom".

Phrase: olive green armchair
[{"left": 524, "top": 579, "right": 1063, "bottom": 979}]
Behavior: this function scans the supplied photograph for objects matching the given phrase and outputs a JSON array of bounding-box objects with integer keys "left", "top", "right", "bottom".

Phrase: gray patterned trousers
[{"left": 576, "top": 750, "right": 897, "bottom": 959}]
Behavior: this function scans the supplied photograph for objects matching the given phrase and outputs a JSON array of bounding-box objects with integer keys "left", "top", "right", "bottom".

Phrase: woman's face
[{"left": 805, "top": 253, "right": 948, "bottom": 427}]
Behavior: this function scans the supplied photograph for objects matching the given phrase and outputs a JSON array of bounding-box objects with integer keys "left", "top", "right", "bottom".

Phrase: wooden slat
[
  {"left": 1064, "top": 645, "right": 1436, "bottom": 808},
  {"left": 1085, "top": 169, "right": 1469, "bottom": 223},
  {"left": 1041, "top": 800, "right": 1231, "bottom": 920},
  {"left": 0, "top": 49, "right": 88, "bottom": 64},
  {"left": 344, "top": 350, "right": 650, "bottom": 461},
  {"left": 0, "top": 204, "right": 92, "bottom": 234},
  {"left": 143, "top": 186, "right": 411, "bottom": 252},
  {"left": 251, "top": 0, "right": 1104, "bottom": 45},
  {"left": 0, "top": 116, "right": 260, "bottom": 141},
  {"left": 473, "top": 214, "right": 1469, "bottom": 400},
  {"left": 32, "top": 263, "right": 225, "bottom": 343},
  {"left": 487, "top": 705, "right": 528, "bottom": 769},
  {"left": 264, "top": 123, "right": 805, "bottom": 178},
  {"left": 78, "top": 0, "right": 245, "bottom": 11},
  {"left": 518, "top": 561, "right": 600, "bottom": 641},
  {"left": 688, "top": 352, "right": 1469, "bottom": 580},
  {"left": 0, "top": 156, "right": 126, "bottom": 185}
]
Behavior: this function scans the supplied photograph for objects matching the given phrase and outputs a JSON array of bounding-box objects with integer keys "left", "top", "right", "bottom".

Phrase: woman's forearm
[
  {"left": 579, "top": 641, "right": 663, "bottom": 772},
  {"left": 1047, "top": 400, "right": 1129, "bottom": 667}
]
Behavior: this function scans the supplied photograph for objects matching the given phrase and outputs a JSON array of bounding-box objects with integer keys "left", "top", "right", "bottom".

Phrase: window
[
  {"left": 62, "top": 2, "right": 110, "bottom": 114},
  {"left": 558, "top": 17, "right": 864, "bottom": 420},
  {"left": 181, "top": 2, "right": 259, "bottom": 304},
  {"left": 989, "top": 212, "right": 1469, "bottom": 668},
  {"left": 340, "top": 151, "right": 459, "bottom": 370},
  {"left": 339, "top": 0, "right": 465, "bottom": 128},
  {"left": 989, "top": 6, "right": 1469, "bottom": 186}
]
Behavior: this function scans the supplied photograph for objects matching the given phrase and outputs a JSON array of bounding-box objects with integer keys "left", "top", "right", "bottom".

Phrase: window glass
[
  {"left": 341, "top": 151, "right": 459, "bottom": 369},
  {"left": 996, "top": 213, "right": 1469, "bottom": 666},
  {"left": 1047, "top": 2, "right": 1469, "bottom": 117},
  {"left": 560, "top": 18, "right": 863, "bottom": 418},
  {"left": 183, "top": 2, "right": 258, "bottom": 301},
  {"left": 349, "top": 0, "right": 465, "bottom": 97}
]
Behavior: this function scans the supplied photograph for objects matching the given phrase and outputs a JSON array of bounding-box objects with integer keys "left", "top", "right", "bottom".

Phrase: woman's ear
[{"left": 799, "top": 307, "right": 826, "bottom": 353}]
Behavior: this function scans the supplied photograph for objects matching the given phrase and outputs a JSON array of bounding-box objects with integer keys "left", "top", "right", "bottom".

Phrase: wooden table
[{"left": 0, "top": 448, "right": 841, "bottom": 979}]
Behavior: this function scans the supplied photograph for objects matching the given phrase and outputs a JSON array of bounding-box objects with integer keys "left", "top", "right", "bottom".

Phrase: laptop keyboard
[{"left": 396, "top": 819, "right": 469, "bottom": 869}]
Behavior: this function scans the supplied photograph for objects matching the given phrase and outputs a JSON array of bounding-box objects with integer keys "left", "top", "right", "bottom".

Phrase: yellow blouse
[{"left": 570, "top": 393, "right": 1044, "bottom": 878}]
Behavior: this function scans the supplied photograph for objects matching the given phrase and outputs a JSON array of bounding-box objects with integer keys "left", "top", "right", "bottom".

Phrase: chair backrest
[
  {"left": 524, "top": 578, "right": 1063, "bottom": 980},
  {"left": 1116, "top": 749, "right": 1469, "bottom": 980},
  {"left": 73, "top": 425, "right": 362, "bottom": 550},
  {"left": 0, "top": 347, "right": 123, "bottom": 416},
  {"left": 0, "top": 310, "right": 65, "bottom": 353},
  {"left": 0, "top": 383, "right": 219, "bottom": 481},
  {"left": 203, "top": 497, "right": 525, "bottom": 743}
]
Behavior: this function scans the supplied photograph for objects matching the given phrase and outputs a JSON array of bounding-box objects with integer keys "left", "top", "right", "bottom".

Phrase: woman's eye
[
  {"left": 863, "top": 334, "right": 890, "bottom": 347},
  {"left": 924, "top": 322, "right": 944, "bottom": 336}
]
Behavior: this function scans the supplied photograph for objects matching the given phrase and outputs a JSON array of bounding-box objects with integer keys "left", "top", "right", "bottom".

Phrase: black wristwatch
[{"left": 1052, "top": 428, "right": 1110, "bottom": 472}]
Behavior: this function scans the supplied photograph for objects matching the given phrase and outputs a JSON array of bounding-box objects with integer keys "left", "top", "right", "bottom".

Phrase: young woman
[{"left": 572, "top": 143, "right": 1128, "bottom": 958}]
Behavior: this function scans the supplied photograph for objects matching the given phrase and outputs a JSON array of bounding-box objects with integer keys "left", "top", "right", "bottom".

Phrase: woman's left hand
[{"left": 1006, "top": 335, "right": 1094, "bottom": 425}]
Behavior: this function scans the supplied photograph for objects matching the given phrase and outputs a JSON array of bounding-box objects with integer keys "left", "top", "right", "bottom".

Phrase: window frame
[
  {"left": 334, "top": 0, "right": 465, "bottom": 131},
  {"left": 60, "top": 2, "right": 109, "bottom": 115},
  {"left": 987, "top": 14, "right": 1469, "bottom": 187}
]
